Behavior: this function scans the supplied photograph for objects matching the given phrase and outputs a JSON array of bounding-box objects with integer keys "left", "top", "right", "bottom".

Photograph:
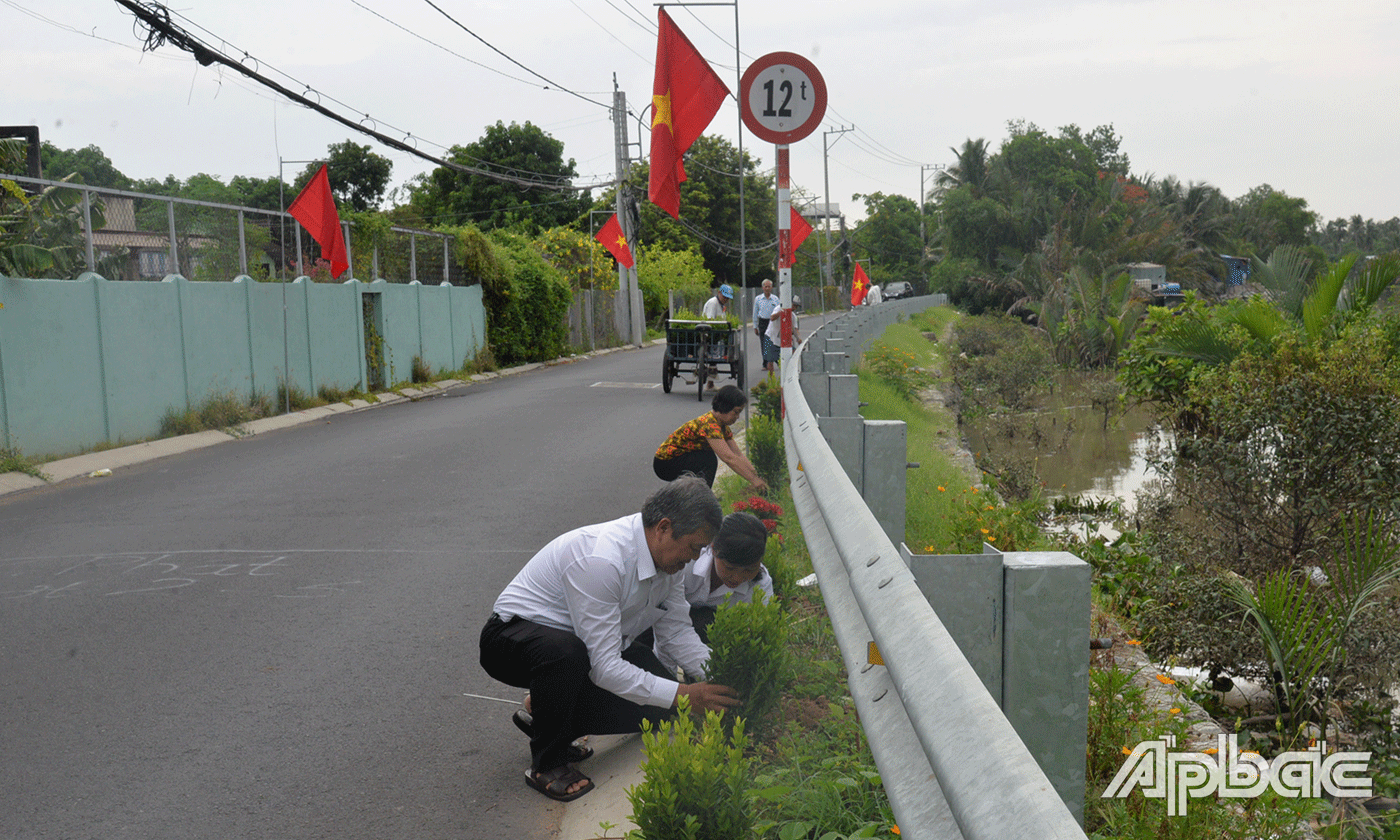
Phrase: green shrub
[
  {"left": 705, "top": 594, "right": 792, "bottom": 741},
  {"left": 410, "top": 355, "right": 432, "bottom": 383},
  {"left": 763, "top": 533, "right": 800, "bottom": 602},
  {"left": 749, "top": 375, "right": 782, "bottom": 421},
  {"left": 746, "top": 413, "right": 786, "bottom": 489},
  {"left": 860, "top": 340, "right": 932, "bottom": 402},
  {"left": 628, "top": 700, "right": 753, "bottom": 840}
]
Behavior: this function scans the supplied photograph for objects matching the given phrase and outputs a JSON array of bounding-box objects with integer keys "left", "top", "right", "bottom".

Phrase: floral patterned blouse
[{"left": 655, "top": 412, "right": 733, "bottom": 460}]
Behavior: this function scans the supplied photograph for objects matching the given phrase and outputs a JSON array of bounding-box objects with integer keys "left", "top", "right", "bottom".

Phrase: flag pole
[{"left": 279, "top": 157, "right": 326, "bottom": 414}]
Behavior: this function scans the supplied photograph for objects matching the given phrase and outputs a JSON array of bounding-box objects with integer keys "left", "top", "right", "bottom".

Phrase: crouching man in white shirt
[{"left": 479, "top": 476, "right": 740, "bottom": 803}]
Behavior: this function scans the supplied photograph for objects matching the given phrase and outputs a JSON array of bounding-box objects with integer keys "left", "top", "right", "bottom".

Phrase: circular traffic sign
[{"left": 740, "top": 52, "right": 827, "bottom": 144}]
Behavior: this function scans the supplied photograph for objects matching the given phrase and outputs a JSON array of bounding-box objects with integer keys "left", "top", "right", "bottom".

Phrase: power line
[
  {"left": 112, "top": 0, "right": 611, "bottom": 193},
  {"left": 418, "top": 0, "right": 612, "bottom": 111}
]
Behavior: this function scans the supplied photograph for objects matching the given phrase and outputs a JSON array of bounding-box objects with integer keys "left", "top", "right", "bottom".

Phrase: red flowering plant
[{"left": 732, "top": 496, "right": 783, "bottom": 534}]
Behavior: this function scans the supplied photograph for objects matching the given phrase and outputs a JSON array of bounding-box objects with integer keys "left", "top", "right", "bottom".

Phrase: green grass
[{"left": 0, "top": 445, "right": 46, "bottom": 478}]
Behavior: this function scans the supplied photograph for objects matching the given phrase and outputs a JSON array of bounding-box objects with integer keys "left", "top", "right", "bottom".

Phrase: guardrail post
[
  {"left": 1002, "top": 551, "right": 1091, "bottom": 825},
  {"left": 828, "top": 374, "right": 859, "bottom": 418},
  {"left": 862, "top": 419, "right": 907, "bottom": 546},
  {"left": 823, "top": 351, "right": 849, "bottom": 375},
  {"left": 798, "top": 371, "right": 830, "bottom": 415},
  {"left": 817, "top": 415, "right": 863, "bottom": 488},
  {"left": 900, "top": 545, "right": 1003, "bottom": 699}
]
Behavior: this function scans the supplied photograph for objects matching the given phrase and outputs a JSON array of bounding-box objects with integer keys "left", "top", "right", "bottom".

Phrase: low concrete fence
[
  {"left": 0, "top": 273, "right": 485, "bottom": 458},
  {"left": 782, "top": 296, "right": 1090, "bottom": 839}
]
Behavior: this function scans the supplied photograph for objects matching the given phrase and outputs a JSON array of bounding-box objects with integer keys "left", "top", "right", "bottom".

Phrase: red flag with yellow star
[
  {"left": 790, "top": 207, "right": 814, "bottom": 252},
  {"left": 648, "top": 9, "right": 730, "bottom": 219},
  {"left": 595, "top": 213, "right": 634, "bottom": 268},
  {"left": 851, "top": 262, "right": 871, "bottom": 306}
]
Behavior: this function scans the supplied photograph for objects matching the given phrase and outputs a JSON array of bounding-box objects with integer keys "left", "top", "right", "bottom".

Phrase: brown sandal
[{"left": 524, "top": 764, "right": 594, "bottom": 802}]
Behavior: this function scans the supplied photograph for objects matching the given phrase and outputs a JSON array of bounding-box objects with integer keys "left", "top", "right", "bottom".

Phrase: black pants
[
  {"left": 479, "top": 614, "right": 673, "bottom": 773},
  {"left": 653, "top": 448, "right": 718, "bottom": 487}
]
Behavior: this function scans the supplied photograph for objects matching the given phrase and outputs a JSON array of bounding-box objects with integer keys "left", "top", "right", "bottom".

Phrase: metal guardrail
[{"left": 781, "top": 298, "right": 1088, "bottom": 840}]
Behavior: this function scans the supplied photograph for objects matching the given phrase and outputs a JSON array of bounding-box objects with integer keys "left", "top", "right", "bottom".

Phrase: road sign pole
[
  {"left": 776, "top": 144, "right": 794, "bottom": 362},
  {"left": 739, "top": 51, "right": 826, "bottom": 371}
]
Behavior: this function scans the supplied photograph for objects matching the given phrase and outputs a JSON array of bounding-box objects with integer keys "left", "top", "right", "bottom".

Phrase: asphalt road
[{"left": 0, "top": 325, "right": 804, "bottom": 840}]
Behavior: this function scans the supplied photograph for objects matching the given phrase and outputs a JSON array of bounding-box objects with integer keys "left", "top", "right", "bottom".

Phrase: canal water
[{"left": 960, "top": 372, "right": 1168, "bottom": 511}]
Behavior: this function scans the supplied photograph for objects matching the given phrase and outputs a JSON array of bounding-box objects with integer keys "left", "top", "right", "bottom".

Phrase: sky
[{"left": 9, "top": 0, "right": 1400, "bottom": 228}]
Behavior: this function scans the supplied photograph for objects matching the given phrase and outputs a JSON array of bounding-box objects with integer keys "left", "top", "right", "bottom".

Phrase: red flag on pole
[
  {"left": 790, "top": 207, "right": 814, "bottom": 252},
  {"left": 595, "top": 213, "right": 635, "bottom": 268},
  {"left": 648, "top": 9, "right": 730, "bottom": 219},
  {"left": 851, "top": 262, "right": 871, "bottom": 306},
  {"left": 288, "top": 163, "right": 349, "bottom": 279}
]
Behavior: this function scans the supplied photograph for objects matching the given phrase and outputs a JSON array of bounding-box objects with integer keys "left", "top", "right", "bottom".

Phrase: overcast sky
[{"left": 10, "top": 0, "right": 1399, "bottom": 227}]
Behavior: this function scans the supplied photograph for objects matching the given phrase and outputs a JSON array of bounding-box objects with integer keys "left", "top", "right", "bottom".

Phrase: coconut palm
[
  {"left": 935, "top": 138, "right": 992, "bottom": 199},
  {"left": 1223, "top": 511, "right": 1400, "bottom": 742},
  {"left": 1144, "top": 248, "right": 1400, "bottom": 367}
]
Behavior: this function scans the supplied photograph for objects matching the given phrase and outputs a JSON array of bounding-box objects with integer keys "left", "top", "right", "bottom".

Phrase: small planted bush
[
  {"left": 745, "top": 413, "right": 786, "bottom": 490},
  {"left": 629, "top": 699, "right": 753, "bottom": 840},
  {"left": 705, "top": 593, "right": 792, "bottom": 741}
]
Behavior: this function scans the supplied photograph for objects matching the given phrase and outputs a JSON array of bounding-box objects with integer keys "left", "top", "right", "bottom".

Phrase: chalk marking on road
[
  {"left": 589, "top": 381, "right": 661, "bottom": 389},
  {"left": 462, "top": 692, "right": 522, "bottom": 705}
]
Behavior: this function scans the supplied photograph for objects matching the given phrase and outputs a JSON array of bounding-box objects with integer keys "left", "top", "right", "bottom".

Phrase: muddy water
[{"left": 960, "top": 373, "right": 1168, "bottom": 509}]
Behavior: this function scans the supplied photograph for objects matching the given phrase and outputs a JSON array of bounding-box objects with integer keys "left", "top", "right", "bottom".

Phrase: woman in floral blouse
[{"left": 653, "top": 385, "right": 769, "bottom": 493}]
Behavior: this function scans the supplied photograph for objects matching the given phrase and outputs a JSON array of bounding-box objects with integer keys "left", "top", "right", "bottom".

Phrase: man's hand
[{"left": 676, "top": 682, "right": 740, "bottom": 714}]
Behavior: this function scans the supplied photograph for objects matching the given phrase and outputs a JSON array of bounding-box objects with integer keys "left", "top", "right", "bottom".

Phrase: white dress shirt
[
  {"left": 682, "top": 547, "right": 773, "bottom": 608},
  {"left": 492, "top": 513, "right": 710, "bottom": 708},
  {"left": 753, "top": 292, "right": 779, "bottom": 323}
]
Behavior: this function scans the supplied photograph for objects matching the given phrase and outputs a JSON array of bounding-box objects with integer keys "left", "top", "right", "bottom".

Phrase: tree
[
  {"left": 1227, "top": 184, "right": 1320, "bottom": 258},
  {"left": 637, "top": 245, "right": 714, "bottom": 323},
  {"left": 295, "top": 140, "right": 392, "bottom": 213},
  {"left": 849, "top": 192, "right": 923, "bottom": 288},
  {"left": 409, "top": 121, "right": 589, "bottom": 233},
  {"left": 38, "top": 142, "right": 131, "bottom": 189},
  {"left": 934, "top": 138, "right": 992, "bottom": 199}
]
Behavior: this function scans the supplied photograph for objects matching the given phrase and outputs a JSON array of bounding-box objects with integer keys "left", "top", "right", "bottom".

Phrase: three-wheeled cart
[{"left": 662, "top": 319, "right": 744, "bottom": 401}]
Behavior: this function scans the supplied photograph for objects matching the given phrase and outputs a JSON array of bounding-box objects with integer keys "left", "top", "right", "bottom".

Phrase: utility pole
[
  {"left": 613, "top": 80, "right": 644, "bottom": 347},
  {"left": 822, "top": 126, "right": 853, "bottom": 287},
  {"left": 919, "top": 163, "right": 943, "bottom": 253}
]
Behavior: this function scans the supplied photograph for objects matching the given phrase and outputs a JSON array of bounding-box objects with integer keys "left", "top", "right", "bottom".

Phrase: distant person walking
[{"left": 753, "top": 280, "right": 780, "bottom": 373}]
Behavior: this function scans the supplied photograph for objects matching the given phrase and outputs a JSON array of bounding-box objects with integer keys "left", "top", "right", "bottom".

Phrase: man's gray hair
[{"left": 642, "top": 475, "right": 722, "bottom": 537}]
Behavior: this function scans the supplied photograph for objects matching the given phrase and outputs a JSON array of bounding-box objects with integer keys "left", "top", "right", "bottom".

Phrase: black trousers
[
  {"left": 479, "top": 614, "right": 674, "bottom": 773},
  {"left": 653, "top": 448, "right": 718, "bottom": 487}
]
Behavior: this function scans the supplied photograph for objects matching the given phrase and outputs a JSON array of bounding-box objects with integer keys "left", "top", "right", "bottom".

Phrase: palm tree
[
  {"left": 1145, "top": 249, "right": 1400, "bottom": 366},
  {"left": 1224, "top": 511, "right": 1400, "bottom": 743},
  {"left": 934, "top": 138, "right": 991, "bottom": 199}
]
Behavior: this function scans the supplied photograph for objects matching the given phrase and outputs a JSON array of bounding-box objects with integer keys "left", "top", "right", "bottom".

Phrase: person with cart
[
  {"left": 653, "top": 384, "right": 769, "bottom": 493},
  {"left": 702, "top": 283, "right": 733, "bottom": 320}
]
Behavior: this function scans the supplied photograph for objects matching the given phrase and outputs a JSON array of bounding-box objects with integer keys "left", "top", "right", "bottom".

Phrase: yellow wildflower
[
  {"left": 1155, "top": 674, "right": 1176, "bottom": 685},
  {"left": 1203, "top": 747, "right": 1219, "bottom": 755},
  {"left": 1125, "top": 639, "right": 1141, "bottom": 645}
]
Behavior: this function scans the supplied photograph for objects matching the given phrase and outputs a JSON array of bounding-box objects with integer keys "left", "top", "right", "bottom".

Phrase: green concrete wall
[{"left": 0, "top": 274, "right": 486, "bottom": 459}]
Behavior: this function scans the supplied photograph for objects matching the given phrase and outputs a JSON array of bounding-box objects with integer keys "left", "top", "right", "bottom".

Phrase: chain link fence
[{"left": 1, "top": 174, "right": 466, "bottom": 285}]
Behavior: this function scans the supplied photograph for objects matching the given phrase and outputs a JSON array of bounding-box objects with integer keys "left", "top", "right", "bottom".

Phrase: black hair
[
  {"left": 713, "top": 512, "right": 768, "bottom": 569},
  {"left": 711, "top": 384, "right": 747, "bottom": 414},
  {"left": 641, "top": 475, "right": 722, "bottom": 538}
]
